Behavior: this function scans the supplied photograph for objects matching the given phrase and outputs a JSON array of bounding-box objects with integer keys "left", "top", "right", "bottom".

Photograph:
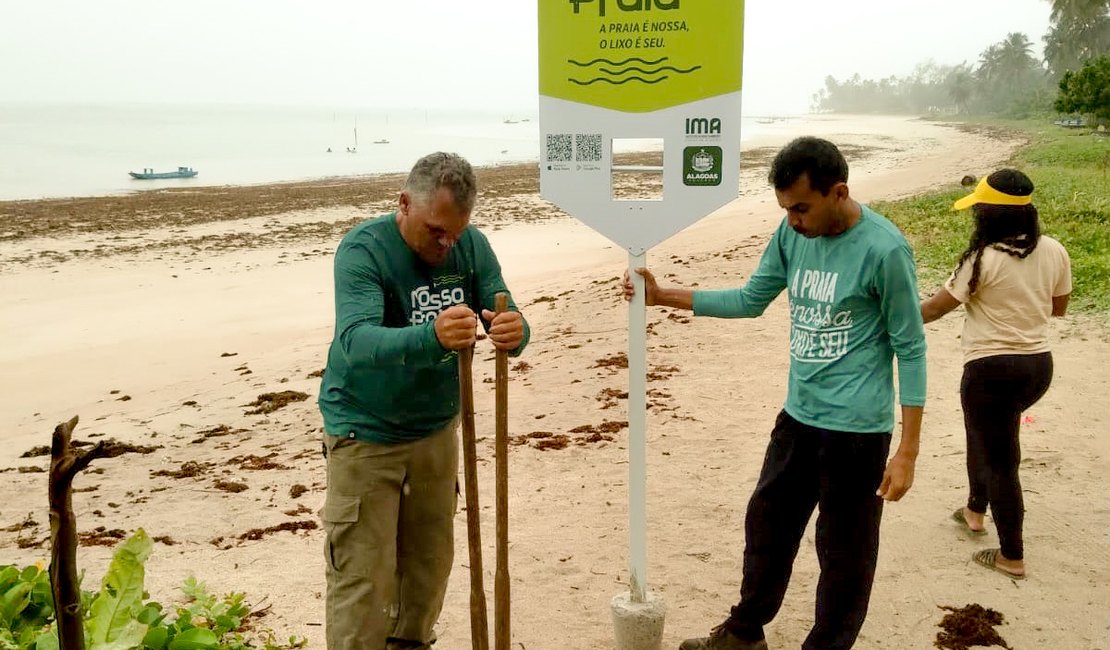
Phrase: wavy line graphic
[
  {"left": 567, "top": 55, "right": 700, "bottom": 86},
  {"left": 568, "top": 56, "right": 667, "bottom": 67},
  {"left": 569, "top": 76, "right": 669, "bottom": 86},
  {"left": 598, "top": 65, "right": 702, "bottom": 76}
]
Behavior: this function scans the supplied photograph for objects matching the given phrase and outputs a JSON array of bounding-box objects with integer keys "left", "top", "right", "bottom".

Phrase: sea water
[{"left": 0, "top": 102, "right": 771, "bottom": 201}]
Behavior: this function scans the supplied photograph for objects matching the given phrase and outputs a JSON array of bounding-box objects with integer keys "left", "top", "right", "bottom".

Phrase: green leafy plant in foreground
[
  {"left": 0, "top": 561, "right": 55, "bottom": 649},
  {"left": 1, "top": 530, "right": 305, "bottom": 650}
]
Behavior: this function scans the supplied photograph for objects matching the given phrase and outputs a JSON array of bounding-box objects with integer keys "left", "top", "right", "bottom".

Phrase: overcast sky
[{"left": 0, "top": 0, "right": 1053, "bottom": 115}]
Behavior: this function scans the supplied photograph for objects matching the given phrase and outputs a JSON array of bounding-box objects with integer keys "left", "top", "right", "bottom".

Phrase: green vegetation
[
  {"left": 812, "top": 33, "right": 1051, "bottom": 117},
  {"left": 875, "top": 120, "right": 1110, "bottom": 313},
  {"left": 1, "top": 530, "right": 305, "bottom": 650},
  {"left": 1044, "top": 0, "right": 1110, "bottom": 81},
  {"left": 813, "top": 1, "right": 1110, "bottom": 121},
  {"left": 1056, "top": 56, "right": 1110, "bottom": 121}
]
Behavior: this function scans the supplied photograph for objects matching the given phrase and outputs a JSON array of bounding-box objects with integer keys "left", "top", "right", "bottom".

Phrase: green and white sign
[
  {"left": 538, "top": 3, "right": 746, "bottom": 627},
  {"left": 538, "top": 0, "right": 744, "bottom": 255}
]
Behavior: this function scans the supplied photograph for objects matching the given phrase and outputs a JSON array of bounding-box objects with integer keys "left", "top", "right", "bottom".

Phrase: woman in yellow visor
[{"left": 920, "top": 168, "right": 1072, "bottom": 580}]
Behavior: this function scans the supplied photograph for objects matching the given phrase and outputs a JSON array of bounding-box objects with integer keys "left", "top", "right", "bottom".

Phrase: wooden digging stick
[
  {"left": 493, "top": 293, "right": 510, "bottom": 650},
  {"left": 459, "top": 343, "right": 490, "bottom": 650}
]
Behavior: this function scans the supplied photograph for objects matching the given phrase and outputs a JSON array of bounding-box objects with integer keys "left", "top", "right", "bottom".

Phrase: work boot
[
  {"left": 386, "top": 629, "right": 437, "bottom": 650},
  {"left": 385, "top": 639, "right": 431, "bottom": 650},
  {"left": 679, "top": 624, "right": 769, "bottom": 650}
]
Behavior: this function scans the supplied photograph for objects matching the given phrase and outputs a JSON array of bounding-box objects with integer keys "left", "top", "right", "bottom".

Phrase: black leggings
[{"left": 961, "top": 352, "right": 1053, "bottom": 560}]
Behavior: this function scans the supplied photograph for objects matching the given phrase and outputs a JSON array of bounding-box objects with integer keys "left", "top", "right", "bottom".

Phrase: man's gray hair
[{"left": 403, "top": 152, "right": 477, "bottom": 213}]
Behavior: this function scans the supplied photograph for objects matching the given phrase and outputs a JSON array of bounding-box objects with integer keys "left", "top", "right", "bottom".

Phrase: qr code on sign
[
  {"left": 546, "top": 134, "right": 572, "bottom": 162},
  {"left": 575, "top": 134, "right": 603, "bottom": 162}
]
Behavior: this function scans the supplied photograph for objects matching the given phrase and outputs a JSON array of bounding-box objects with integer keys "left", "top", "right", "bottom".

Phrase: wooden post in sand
[
  {"left": 459, "top": 346, "right": 490, "bottom": 650},
  {"left": 48, "top": 415, "right": 108, "bottom": 650},
  {"left": 493, "top": 292, "right": 510, "bottom": 650}
]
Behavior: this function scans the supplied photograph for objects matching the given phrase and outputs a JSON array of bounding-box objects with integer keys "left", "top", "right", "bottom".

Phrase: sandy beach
[{"left": 3, "top": 114, "right": 1108, "bottom": 649}]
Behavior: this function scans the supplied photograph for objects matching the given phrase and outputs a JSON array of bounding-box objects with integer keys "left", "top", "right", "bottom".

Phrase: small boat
[
  {"left": 348, "top": 122, "right": 358, "bottom": 153},
  {"left": 1053, "top": 117, "right": 1087, "bottom": 128},
  {"left": 129, "top": 166, "right": 198, "bottom": 180},
  {"left": 373, "top": 139, "right": 389, "bottom": 144}
]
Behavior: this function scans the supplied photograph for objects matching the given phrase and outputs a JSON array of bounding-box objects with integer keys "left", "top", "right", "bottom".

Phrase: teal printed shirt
[
  {"left": 318, "top": 213, "right": 530, "bottom": 444},
  {"left": 693, "top": 206, "right": 926, "bottom": 433}
]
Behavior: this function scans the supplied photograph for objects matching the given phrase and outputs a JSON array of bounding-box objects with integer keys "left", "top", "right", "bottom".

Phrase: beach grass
[{"left": 876, "top": 120, "right": 1110, "bottom": 313}]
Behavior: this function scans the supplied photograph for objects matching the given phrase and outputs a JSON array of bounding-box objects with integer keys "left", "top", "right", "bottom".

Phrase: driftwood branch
[{"left": 48, "top": 415, "right": 109, "bottom": 650}]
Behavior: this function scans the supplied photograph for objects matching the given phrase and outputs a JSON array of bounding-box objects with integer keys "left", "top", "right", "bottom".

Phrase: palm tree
[
  {"left": 1048, "top": 0, "right": 1107, "bottom": 23},
  {"left": 976, "top": 44, "right": 1004, "bottom": 85},
  {"left": 1043, "top": 0, "right": 1110, "bottom": 78},
  {"left": 946, "top": 65, "right": 975, "bottom": 114},
  {"left": 976, "top": 34, "right": 1048, "bottom": 113},
  {"left": 997, "top": 32, "right": 1039, "bottom": 79}
]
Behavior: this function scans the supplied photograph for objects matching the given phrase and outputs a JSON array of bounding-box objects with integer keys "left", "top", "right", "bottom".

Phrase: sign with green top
[
  {"left": 536, "top": 2, "right": 747, "bottom": 633},
  {"left": 538, "top": 0, "right": 745, "bottom": 255},
  {"left": 539, "top": 0, "right": 743, "bottom": 113}
]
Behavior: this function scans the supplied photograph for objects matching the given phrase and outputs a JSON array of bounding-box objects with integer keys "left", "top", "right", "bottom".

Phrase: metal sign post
[{"left": 538, "top": 2, "right": 744, "bottom": 647}]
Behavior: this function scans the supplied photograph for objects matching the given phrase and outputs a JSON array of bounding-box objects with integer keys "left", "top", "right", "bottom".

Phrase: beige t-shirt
[{"left": 945, "top": 235, "right": 1072, "bottom": 363}]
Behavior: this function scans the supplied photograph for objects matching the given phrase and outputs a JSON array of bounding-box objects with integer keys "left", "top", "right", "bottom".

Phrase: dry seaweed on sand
[{"left": 935, "top": 603, "right": 1013, "bottom": 650}]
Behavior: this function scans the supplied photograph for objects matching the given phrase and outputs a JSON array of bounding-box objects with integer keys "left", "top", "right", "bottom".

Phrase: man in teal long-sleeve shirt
[
  {"left": 624, "top": 137, "right": 925, "bottom": 650},
  {"left": 319, "top": 152, "right": 529, "bottom": 650}
]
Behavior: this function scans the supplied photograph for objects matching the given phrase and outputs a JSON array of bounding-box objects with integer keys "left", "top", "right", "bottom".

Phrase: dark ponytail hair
[{"left": 953, "top": 169, "right": 1041, "bottom": 295}]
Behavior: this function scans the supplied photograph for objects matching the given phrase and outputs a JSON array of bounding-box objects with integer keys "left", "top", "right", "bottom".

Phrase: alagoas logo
[
  {"left": 683, "top": 146, "right": 722, "bottom": 186},
  {"left": 568, "top": 0, "right": 680, "bottom": 18},
  {"left": 691, "top": 150, "right": 714, "bottom": 172}
]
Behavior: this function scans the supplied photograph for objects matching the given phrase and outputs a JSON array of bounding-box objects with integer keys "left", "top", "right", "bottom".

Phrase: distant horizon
[
  {"left": 0, "top": 99, "right": 812, "bottom": 118},
  {"left": 0, "top": 104, "right": 825, "bottom": 202}
]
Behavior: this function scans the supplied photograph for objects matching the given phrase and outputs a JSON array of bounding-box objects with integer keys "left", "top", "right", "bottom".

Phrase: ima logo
[{"left": 685, "top": 117, "right": 722, "bottom": 135}]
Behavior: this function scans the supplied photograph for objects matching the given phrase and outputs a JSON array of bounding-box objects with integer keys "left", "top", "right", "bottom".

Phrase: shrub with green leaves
[
  {"left": 0, "top": 530, "right": 305, "bottom": 650},
  {"left": 0, "top": 562, "right": 54, "bottom": 649},
  {"left": 1055, "top": 56, "right": 1110, "bottom": 124}
]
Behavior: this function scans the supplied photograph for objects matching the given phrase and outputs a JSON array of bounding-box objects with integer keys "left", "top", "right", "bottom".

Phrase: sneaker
[{"left": 679, "top": 624, "right": 770, "bottom": 650}]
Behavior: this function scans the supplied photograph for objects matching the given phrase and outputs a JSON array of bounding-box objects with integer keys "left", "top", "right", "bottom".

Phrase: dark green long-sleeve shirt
[{"left": 318, "top": 213, "right": 530, "bottom": 443}]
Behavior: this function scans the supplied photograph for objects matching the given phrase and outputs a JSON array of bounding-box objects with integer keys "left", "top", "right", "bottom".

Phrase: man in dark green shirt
[{"left": 318, "top": 152, "right": 529, "bottom": 650}]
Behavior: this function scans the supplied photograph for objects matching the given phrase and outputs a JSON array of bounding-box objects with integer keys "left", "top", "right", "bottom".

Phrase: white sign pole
[
  {"left": 538, "top": 3, "right": 744, "bottom": 646},
  {"left": 627, "top": 251, "right": 648, "bottom": 604}
]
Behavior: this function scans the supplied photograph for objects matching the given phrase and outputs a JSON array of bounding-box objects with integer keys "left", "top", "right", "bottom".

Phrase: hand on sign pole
[{"left": 622, "top": 268, "right": 660, "bottom": 306}]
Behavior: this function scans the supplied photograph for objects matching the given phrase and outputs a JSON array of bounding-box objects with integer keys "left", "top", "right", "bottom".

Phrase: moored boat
[{"left": 128, "top": 166, "right": 198, "bottom": 180}]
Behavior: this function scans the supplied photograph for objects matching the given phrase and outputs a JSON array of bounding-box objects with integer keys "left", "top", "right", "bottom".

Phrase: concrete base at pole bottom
[{"left": 611, "top": 590, "right": 666, "bottom": 650}]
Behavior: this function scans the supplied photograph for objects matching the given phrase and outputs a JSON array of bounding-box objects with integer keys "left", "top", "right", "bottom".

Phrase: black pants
[
  {"left": 961, "top": 352, "right": 1053, "bottom": 561},
  {"left": 724, "top": 410, "right": 891, "bottom": 650}
]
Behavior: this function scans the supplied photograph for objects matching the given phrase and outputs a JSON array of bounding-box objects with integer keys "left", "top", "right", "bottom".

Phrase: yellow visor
[{"left": 953, "top": 177, "right": 1033, "bottom": 210}]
